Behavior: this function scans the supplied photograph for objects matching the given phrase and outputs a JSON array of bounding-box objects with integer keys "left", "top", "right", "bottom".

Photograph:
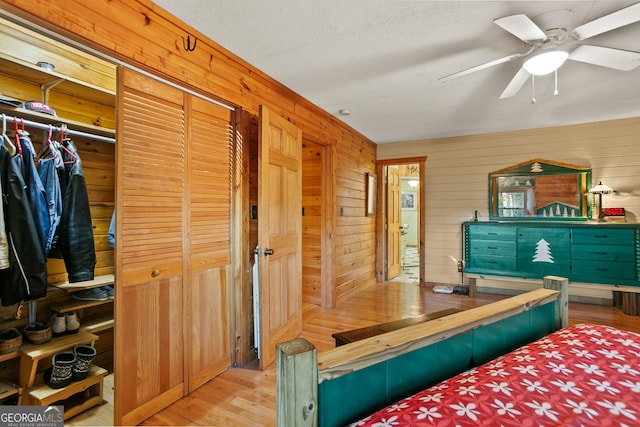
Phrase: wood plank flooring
[{"left": 69, "top": 280, "right": 640, "bottom": 426}]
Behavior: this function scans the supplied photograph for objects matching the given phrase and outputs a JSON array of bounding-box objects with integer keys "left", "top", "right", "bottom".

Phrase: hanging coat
[
  {"left": 0, "top": 171, "right": 9, "bottom": 270},
  {"left": 16, "top": 131, "right": 48, "bottom": 256},
  {"left": 49, "top": 139, "right": 96, "bottom": 282},
  {"left": 38, "top": 155, "right": 63, "bottom": 256},
  {"left": 0, "top": 145, "right": 47, "bottom": 305}
]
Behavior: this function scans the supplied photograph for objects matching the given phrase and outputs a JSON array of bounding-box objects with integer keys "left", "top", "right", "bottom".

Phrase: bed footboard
[{"left": 277, "top": 276, "right": 568, "bottom": 427}]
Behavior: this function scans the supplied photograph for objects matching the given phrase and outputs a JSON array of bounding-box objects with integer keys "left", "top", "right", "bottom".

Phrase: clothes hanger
[
  {"left": 57, "top": 124, "right": 77, "bottom": 165},
  {"left": 12, "top": 117, "right": 23, "bottom": 156},
  {"left": 35, "top": 125, "right": 59, "bottom": 162},
  {"left": 1, "top": 114, "right": 16, "bottom": 155}
]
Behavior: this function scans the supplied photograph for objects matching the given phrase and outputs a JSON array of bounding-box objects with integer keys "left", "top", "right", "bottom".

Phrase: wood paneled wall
[
  {"left": 378, "top": 116, "right": 640, "bottom": 297},
  {"left": 302, "top": 139, "right": 323, "bottom": 306},
  {"left": 334, "top": 137, "right": 377, "bottom": 304}
]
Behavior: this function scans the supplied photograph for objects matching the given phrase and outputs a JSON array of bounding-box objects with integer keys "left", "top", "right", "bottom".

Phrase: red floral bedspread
[{"left": 351, "top": 324, "right": 640, "bottom": 427}]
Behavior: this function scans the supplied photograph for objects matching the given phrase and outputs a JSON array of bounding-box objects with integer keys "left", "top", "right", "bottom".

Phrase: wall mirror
[{"left": 489, "top": 159, "right": 592, "bottom": 220}]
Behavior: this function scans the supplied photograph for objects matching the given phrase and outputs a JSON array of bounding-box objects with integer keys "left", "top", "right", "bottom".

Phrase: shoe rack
[
  {"left": 49, "top": 274, "right": 115, "bottom": 333},
  {"left": 19, "top": 330, "right": 107, "bottom": 419},
  {"left": 48, "top": 274, "right": 115, "bottom": 371},
  {"left": 19, "top": 276, "right": 113, "bottom": 416},
  {"left": 0, "top": 276, "right": 114, "bottom": 415}
]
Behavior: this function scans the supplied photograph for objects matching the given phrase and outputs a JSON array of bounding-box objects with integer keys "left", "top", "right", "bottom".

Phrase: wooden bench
[{"left": 331, "top": 308, "right": 462, "bottom": 347}]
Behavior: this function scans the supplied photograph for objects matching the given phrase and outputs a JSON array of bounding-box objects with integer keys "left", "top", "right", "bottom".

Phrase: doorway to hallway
[{"left": 376, "top": 157, "right": 426, "bottom": 283}]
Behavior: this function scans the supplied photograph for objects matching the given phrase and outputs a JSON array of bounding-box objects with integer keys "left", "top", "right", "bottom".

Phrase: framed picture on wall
[
  {"left": 366, "top": 173, "right": 376, "bottom": 217},
  {"left": 401, "top": 192, "right": 416, "bottom": 210}
]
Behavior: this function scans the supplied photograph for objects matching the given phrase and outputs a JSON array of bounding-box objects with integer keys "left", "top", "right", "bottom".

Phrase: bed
[
  {"left": 275, "top": 276, "right": 638, "bottom": 426},
  {"left": 349, "top": 322, "right": 640, "bottom": 426}
]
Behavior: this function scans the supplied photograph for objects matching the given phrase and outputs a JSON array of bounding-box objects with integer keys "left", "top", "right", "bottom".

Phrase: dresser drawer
[
  {"left": 572, "top": 260, "right": 636, "bottom": 281},
  {"left": 572, "top": 244, "right": 635, "bottom": 262},
  {"left": 468, "top": 255, "right": 517, "bottom": 272},
  {"left": 571, "top": 228, "right": 635, "bottom": 245},
  {"left": 468, "top": 225, "right": 516, "bottom": 241},
  {"left": 469, "top": 240, "right": 516, "bottom": 257}
]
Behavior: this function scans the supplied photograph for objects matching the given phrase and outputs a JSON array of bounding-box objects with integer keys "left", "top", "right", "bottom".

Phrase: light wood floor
[{"left": 69, "top": 280, "right": 640, "bottom": 426}]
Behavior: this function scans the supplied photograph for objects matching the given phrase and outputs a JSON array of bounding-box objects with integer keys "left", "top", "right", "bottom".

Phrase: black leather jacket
[
  {"left": 49, "top": 139, "right": 96, "bottom": 283},
  {"left": 0, "top": 145, "right": 47, "bottom": 305}
]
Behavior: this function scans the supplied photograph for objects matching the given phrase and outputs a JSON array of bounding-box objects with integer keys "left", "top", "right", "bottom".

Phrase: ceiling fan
[{"left": 439, "top": 2, "right": 640, "bottom": 99}]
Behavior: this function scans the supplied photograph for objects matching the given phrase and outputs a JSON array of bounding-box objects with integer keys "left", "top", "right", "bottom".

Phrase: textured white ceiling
[{"left": 152, "top": 1, "right": 640, "bottom": 143}]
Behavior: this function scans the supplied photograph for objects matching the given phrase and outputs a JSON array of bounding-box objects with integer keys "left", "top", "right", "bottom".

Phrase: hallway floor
[{"left": 391, "top": 246, "right": 420, "bottom": 283}]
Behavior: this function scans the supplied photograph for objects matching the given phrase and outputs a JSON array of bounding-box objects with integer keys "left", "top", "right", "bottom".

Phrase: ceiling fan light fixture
[{"left": 523, "top": 50, "right": 569, "bottom": 76}]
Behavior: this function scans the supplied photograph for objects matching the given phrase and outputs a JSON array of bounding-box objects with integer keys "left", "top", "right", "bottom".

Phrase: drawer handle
[
  {"left": 488, "top": 261, "right": 498, "bottom": 264},
  {"left": 595, "top": 268, "right": 608, "bottom": 271},
  {"left": 594, "top": 235, "right": 608, "bottom": 238},
  {"left": 151, "top": 269, "right": 161, "bottom": 278},
  {"left": 487, "top": 246, "right": 497, "bottom": 250},
  {"left": 487, "top": 232, "right": 497, "bottom": 236},
  {"left": 595, "top": 252, "right": 609, "bottom": 255}
]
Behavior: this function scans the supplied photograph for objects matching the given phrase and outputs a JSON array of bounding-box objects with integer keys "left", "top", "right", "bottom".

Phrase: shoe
[
  {"left": 73, "top": 288, "right": 108, "bottom": 301},
  {"left": 44, "top": 352, "right": 75, "bottom": 389},
  {"left": 72, "top": 345, "right": 97, "bottom": 380},
  {"left": 101, "top": 286, "right": 114, "bottom": 300},
  {"left": 66, "top": 311, "right": 80, "bottom": 334},
  {"left": 50, "top": 313, "right": 66, "bottom": 337},
  {"left": 0, "top": 328, "right": 22, "bottom": 354},
  {"left": 22, "top": 323, "right": 52, "bottom": 344}
]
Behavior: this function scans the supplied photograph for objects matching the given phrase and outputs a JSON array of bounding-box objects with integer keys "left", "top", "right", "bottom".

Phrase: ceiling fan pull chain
[
  {"left": 554, "top": 69, "right": 559, "bottom": 96},
  {"left": 531, "top": 75, "right": 536, "bottom": 104}
]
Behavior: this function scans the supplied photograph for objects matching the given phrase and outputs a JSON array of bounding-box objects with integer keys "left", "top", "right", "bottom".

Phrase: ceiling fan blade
[
  {"left": 438, "top": 53, "right": 524, "bottom": 82},
  {"left": 499, "top": 68, "right": 531, "bottom": 99},
  {"left": 494, "top": 14, "right": 546, "bottom": 42},
  {"left": 573, "top": 2, "right": 640, "bottom": 40},
  {"left": 569, "top": 45, "right": 640, "bottom": 70}
]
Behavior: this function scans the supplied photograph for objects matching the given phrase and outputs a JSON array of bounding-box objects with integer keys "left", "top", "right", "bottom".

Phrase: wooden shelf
[
  {"left": 82, "top": 316, "right": 114, "bottom": 334},
  {"left": 19, "top": 331, "right": 105, "bottom": 418},
  {"left": 50, "top": 274, "right": 114, "bottom": 292},
  {"left": 0, "top": 54, "right": 115, "bottom": 105},
  {"left": 0, "top": 378, "right": 20, "bottom": 402},
  {"left": 49, "top": 299, "right": 113, "bottom": 315},
  {"left": 50, "top": 274, "right": 114, "bottom": 314},
  {"left": 0, "top": 350, "right": 20, "bottom": 363},
  {"left": 19, "top": 331, "right": 98, "bottom": 388},
  {"left": 25, "top": 365, "right": 107, "bottom": 420}
]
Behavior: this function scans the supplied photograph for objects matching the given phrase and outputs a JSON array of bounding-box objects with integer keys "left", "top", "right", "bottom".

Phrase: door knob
[{"left": 264, "top": 248, "right": 274, "bottom": 256}]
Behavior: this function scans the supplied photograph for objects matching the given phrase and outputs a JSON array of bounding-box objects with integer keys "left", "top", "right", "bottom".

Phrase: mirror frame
[{"left": 489, "top": 159, "right": 592, "bottom": 221}]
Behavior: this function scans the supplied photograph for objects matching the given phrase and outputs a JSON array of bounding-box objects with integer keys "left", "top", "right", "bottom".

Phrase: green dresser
[{"left": 463, "top": 222, "right": 640, "bottom": 287}]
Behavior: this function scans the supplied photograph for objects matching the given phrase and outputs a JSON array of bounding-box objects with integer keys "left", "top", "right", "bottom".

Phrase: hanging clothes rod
[{"left": 3, "top": 114, "right": 115, "bottom": 144}]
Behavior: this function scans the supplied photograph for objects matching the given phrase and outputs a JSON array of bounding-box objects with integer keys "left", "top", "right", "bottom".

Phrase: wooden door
[
  {"left": 115, "top": 69, "right": 185, "bottom": 425},
  {"left": 258, "top": 105, "right": 302, "bottom": 369},
  {"left": 184, "top": 96, "right": 233, "bottom": 392},
  {"left": 387, "top": 166, "right": 402, "bottom": 279}
]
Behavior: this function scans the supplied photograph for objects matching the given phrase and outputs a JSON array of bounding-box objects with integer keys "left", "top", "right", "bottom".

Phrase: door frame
[
  {"left": 376, "top": 157, "right": 427, "bottom": 283},
  {"left": 301, "top": 134, "right": 336, "bottom": 309}
]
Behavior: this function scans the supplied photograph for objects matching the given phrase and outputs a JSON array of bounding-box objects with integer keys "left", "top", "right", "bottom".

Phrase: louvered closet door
[
  {"left": 115, "top": 69, "right": 185, "bottom": 425},
  {"left": 185, "top": 96, "right": 233, "bottom": 392}
]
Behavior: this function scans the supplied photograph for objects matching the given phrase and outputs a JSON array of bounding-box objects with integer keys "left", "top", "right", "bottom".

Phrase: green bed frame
[{"left": 276, "top": 276, "right": 568, "bottom": 427}]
